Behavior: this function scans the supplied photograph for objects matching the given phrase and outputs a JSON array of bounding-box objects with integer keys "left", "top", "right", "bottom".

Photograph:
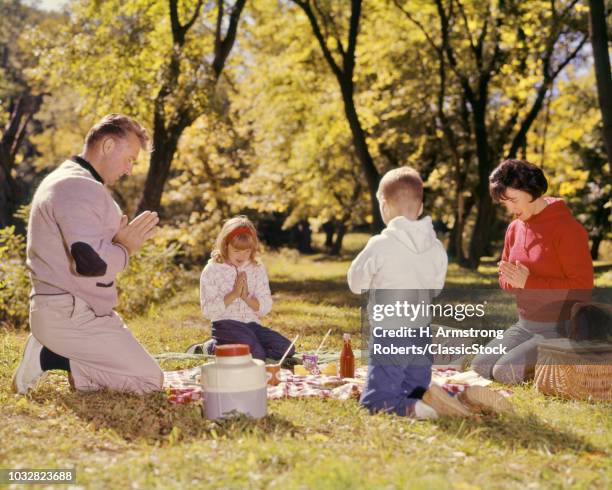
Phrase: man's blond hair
[
  {"left": 85, "top": 113, "right": 151, "bottom": 151},
  {"left": 377, "top": 166, "right": 423, "bottom": 208}
]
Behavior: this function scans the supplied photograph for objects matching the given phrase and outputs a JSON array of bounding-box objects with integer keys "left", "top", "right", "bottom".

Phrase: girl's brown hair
[{"left": 211, "top": 216, "right": 260, "bottom": 264}]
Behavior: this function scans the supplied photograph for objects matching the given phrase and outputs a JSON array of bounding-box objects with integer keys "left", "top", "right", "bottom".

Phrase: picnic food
[
  {"left": 294, "top": 364, "right": 309, "bottom": 376},
  {"left": 322, "top": 362, "right": 338, "bottom": 376},
  {"left": 201, "top": 344, "right": 267, "bottom": 420},
  {"left": 302, "top": 353, "right": 320, "bottom": 375},
  {"left": 265, "top": 364, "right": 281, "bottom": 386}
]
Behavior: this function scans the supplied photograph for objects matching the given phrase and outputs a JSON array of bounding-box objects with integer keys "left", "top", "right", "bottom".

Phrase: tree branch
[
  {"left": 454, "top": 0, "right": 479, "bottom": 65},
  {"left": 169, "top": 0, "right": 183, "bottom": 45},
  {"left": 476, "top": 11, "right": 489, "bottom": 57},
  {"left": 434, "top": 0, "right": 476, "bottom": 104},
  {"left": 213, "top": 0, "right": 248, "bottom": 78},
  {"left": 313, "top": 0, "right": 345, "bottom": 59},
  {"left": 184, "top": 0, "right": 204, "bottom": 32},
  {"left": 393, "top": 0, "right": 441, "bottom": 54},
  {"left": 1, "top": 98, "right": 25, "bottom": 153},
  {"left": 559, "top": 0, "right": 581, "bottom": 21},
  {"left": 292, "top": 0, "right": 344, "bottom": 80},
  {"left": 0, "top": 94, "right": 43, "bottom": 173},
  {"left": 344, "top": 0, "right": 361, "bottom": 76},
  {"left": 170, "top": 0, "right": 203, "bottom": 46},
  {"left": 507, "top": 32, "right": 588, "bottom": 158},
  {"left": 10, "top": 112, "right": 33, "bottom": 162},
  {"left": 482, "top": 7, "right": 504, "bottom": 83},
  {"left": 551, "top": 32, "right": 588, "bottom": 79}
]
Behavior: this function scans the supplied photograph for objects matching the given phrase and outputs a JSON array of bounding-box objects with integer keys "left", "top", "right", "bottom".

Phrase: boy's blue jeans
[{"left": 360, "top": 327, "right": 433, "bottom": 416}]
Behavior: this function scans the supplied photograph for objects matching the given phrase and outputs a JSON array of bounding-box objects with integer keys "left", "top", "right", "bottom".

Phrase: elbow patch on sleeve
[{"left": 70, "top": 242, "right": 108, "bottom": 277}]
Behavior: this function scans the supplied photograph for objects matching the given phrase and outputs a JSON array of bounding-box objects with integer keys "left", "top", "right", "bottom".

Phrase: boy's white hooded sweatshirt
[{"left": 347, "top": 215, "right": 448, "bottom": 293}]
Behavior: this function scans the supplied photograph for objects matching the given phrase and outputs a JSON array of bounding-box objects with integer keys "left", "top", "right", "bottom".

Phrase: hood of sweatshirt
[
  {"left": 515, "top": 197, "right": 574, "bottom": 252},
  {"left": 524, "top": 197, "right": 572, "bottom": 226},
  {"left": 382, "top": 216, "right": 438, "bottom": 254}
]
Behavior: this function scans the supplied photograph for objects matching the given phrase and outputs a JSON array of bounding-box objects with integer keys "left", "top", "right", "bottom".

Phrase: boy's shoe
[
  {"left": 185, "top": 342, "right": 204, "bottom": 355},
  {"left": 422, "top": 384, "right": 473, "bottom": 417},
  {"left": 458, "top": 386, "right": 514, "bottom": 415},
  {"left": 202, "top": 339, "right": 216, "bottom": 355},
  {"left": 413, "top": 400, "right": 439, "bottom": 419},
  {"left": 185, "top": 339, "right": 216, "bottom": 355},
  {"left": 12, "top": 334, "right": 46, "bottom": 394}
]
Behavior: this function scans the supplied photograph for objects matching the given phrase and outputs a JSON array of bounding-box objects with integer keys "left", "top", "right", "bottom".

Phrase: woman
[{"left": 471, "top": 159, "right": 593, "bottom": 384}]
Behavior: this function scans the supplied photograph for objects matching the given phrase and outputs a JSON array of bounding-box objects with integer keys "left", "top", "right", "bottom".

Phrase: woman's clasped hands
[{"left": 498, "top": 260, "right": 530, "bottom": 288}]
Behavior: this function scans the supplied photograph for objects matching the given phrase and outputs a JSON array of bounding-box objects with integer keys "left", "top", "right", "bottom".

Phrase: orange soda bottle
[{"left": 339, "top": 333, "right": 355, "bottom": 378}]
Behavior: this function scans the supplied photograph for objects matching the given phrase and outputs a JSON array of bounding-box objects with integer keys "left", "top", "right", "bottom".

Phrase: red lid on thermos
[{"left": 215, "top": 344, "right": 251, "bottom": 357}]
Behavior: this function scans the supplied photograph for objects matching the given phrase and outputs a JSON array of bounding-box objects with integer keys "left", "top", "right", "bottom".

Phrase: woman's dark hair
[{"left": 489, "top": 159, "right": 548, "bottom": 202}]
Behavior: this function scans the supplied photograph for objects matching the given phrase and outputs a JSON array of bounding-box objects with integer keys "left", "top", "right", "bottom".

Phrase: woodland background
[{"left": 1, "top": 4, "right": 611, "bottom": 487}]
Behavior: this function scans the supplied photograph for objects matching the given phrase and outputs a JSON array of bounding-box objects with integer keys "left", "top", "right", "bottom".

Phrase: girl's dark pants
[{"left": 211, "top": 319, "right": 295, "bottom": 361}]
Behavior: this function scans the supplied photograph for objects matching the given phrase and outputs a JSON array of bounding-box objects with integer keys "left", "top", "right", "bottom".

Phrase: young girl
[{"left": 197, "top": 216, "right": 295, "bottom": 361}]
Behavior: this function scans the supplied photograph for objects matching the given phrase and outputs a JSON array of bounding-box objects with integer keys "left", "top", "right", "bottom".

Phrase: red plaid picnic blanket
[{"left": 164, "top": 366, "right": 511, "bottom": 404}]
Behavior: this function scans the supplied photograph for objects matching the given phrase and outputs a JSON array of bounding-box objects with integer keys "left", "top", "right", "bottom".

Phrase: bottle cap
[{"left": 215, "top": 344, "right": 251, "bottom": 357}]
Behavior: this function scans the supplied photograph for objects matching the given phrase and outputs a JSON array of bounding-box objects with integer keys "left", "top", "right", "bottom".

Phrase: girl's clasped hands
[{"left": 234, "top": 270, "right": 249, "bottom": 300}]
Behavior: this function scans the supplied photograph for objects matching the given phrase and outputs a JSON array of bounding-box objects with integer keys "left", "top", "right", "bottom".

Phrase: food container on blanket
[
  {"left": 322, "top": 362, "right": 338, "bottom": 376},
  {"left": 302, "top": 353, "right": 320, "bottom": 375},
  {"left": 265, "top": 364, "right": 281, "bottom": 386},
  {"left": 201, "top": 344, "right": 267, "bottom": 420}
]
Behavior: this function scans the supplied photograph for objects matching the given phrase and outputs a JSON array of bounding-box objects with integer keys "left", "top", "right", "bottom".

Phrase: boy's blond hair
[
  {"left": 211, "top": 215, "right": 261, "bottom": 264},
  {"left": 377, "top": 166, "right": 423, "bottom": 210}
]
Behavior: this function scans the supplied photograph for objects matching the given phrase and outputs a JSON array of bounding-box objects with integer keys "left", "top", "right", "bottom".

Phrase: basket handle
[{"left": 569, "top": 302, "right": 612, "bottom": 340}]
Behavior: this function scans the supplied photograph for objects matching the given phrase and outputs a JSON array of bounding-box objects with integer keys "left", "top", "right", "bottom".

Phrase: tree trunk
[
  {"left": 447, "top": 193, "right": 475, "bottom": 265},
  {"left": 322, "top": 220, "right": 335, "bottom": 248},
  {"left": 588, "top": 0, "right": 612, "bottom": 176},
  {"left": 447, "top": 149, "right": 470, "bottom": 263},
  {"left": 293, "top": 220, "right": 313, "bottom": 253},
  {"left": 0, "top": 164, "right": 16, "bottom": 228},
  {"left": 137, "top": 120, "right": 182, "bottom": 213},
  {"left": 0, "top": 94, "right": 42, "bottom": 228},
  {"left": 452, "top": 193, "right": 465, "bottom": 261},
  {"left": 447, "top": 218, "right": 459, "bottom": 260},
  {"left": 590, "top": 196, "right": 611, "bottom": 260},
  {"left": 448, "top": 197, "right": 466, "bottom": 262},
  {"left": 591, "top": 235, "right": 602, "bottom": 261},
  {"left": 331, "top": 221, "right": 346, "bottom": 255},
  {"left": 467, "top": 100, "right": 494, "bottom": 269},
  {"left": 339, "top": 82, "right": 383, "bottom": 232}
]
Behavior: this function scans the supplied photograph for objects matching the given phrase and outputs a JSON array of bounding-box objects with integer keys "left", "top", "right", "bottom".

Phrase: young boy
[{"left": 348, "top": 167, "right": 511, "bottom": 418}]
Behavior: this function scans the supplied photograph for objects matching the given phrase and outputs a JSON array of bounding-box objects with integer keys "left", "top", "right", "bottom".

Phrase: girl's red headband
[{"left": 227, "top": 225, "right": 254, "bottom": 243}]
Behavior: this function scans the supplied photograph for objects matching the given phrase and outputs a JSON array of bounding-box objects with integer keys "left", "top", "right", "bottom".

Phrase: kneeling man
[{"left": 13, "top": 113, "right": 163, "bottom": 394}]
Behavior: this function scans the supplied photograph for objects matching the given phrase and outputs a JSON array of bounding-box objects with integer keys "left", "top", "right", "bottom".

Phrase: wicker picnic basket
[{"left": 534, "top": 339, "right": 612, "bottom": 402}]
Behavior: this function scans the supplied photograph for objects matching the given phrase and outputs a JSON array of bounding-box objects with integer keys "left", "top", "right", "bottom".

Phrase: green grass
[{"left": 1, "top": 235, "right": 611, "bottom": 489}]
